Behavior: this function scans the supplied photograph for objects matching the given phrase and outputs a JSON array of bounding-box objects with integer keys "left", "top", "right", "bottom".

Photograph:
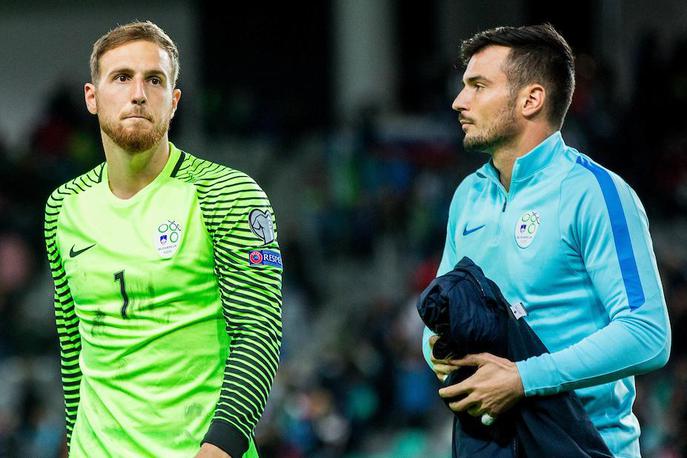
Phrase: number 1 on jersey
[{"left": 114, "top": 270, "right": 130, "bottom": 318}]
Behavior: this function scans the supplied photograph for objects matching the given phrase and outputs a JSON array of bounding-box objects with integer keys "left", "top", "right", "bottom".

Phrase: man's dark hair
[{"left": 461, "top": 23, "right": 575, "bottom": 129}]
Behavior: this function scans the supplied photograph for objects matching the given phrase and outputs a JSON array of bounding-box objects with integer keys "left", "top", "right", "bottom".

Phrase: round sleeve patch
[{"left": 249, "top": 209, "right": 275, "bottom": 244}]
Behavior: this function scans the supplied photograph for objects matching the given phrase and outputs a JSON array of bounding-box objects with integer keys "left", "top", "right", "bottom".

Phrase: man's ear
[
  {"left": 84, "top": 83, "right": 98, "bottom": 115},
  {"left": 520, "top": 84, "right": 546, "bottom": 119},
  {"left": 170, "top": 88, "right": 181, "bottom": 118}
]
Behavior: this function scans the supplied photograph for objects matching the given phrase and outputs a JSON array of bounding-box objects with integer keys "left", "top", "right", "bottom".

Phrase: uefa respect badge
[
  {"left": 154, "top": 220, "right": 182, "bottom": 258},
  {"left": 248, "top": 249, "right": 282, "bottom": 268},
  {"left": 514, "top": 210, "right": 540, "bottom": 248}
]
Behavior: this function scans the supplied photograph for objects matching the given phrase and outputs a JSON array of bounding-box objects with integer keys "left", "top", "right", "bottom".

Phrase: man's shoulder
[
  {"left": 172, "top": 150, "right": 265, "bottom": 196},
  {"left": 46, "top": 163, "right": 106, "bottom": 210},
  {"left": 558, "top": 150, "right": 644, "bottom": 231},
  {"left": 561, "top": 151, "right": 633, "bottom": 198}
]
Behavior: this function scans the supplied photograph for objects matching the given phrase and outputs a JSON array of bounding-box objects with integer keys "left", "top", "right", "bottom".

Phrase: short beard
[
  {"left": 463, "top": 98, "right": 518, "bottom": 153},
  {"left": 100, "top": 112, "right": 171, "bottom": 153}
]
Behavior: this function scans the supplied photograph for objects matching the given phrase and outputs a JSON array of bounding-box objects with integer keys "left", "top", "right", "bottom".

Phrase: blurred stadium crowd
[{"left": 1, "top": 23, "right": 687, "bottom": 458}]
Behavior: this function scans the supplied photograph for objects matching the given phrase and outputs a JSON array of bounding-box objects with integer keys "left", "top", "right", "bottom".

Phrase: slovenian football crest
[
  {"left": 514, "top": 210, "right": 540, "bottom": 248},
  {"left": 154, "top": 220, "right": 182, "bottom": 257}
]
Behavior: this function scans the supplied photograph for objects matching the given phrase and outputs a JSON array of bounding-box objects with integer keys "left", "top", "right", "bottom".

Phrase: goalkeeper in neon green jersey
[{"left": 43, "top": 21, "right": 282, "bottom": 458}]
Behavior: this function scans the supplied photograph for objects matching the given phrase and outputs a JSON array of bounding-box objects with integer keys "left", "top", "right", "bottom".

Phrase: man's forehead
[
  {"left": 100, "top": 40, "right": 172, "bottom": 74},
  {"left": 463, "top": 45, "right": 510, "bottom": 80}
]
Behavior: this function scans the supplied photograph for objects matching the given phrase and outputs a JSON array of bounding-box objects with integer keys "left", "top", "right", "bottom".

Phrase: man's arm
[
  {"left": 422, "top": 185, "right": 463, "bottom": 370},
  {"left": 516, "top": 164, "right": 671, "bottom": 396},
  {"left": 45, "top": 192, "right": 82, "bottom": 450},
  {"left": 199, "top": 172, "right": 283, "bottom": 458}
]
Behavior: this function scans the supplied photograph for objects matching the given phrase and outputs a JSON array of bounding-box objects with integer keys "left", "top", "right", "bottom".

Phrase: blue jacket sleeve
[
  {"left": 516, "top": 164, "right": 671, "bottom": 396},
  {"left": 422, "top": 186, "right": 462, "bottom": 367}
]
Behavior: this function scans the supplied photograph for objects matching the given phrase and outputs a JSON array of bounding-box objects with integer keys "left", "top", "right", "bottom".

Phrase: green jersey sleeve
[
  {"left": 176, "top": 154, "right": 283, "bottom": 457},
  {"left": 44, "top": 169, "right": 104, "bottom": 448}
]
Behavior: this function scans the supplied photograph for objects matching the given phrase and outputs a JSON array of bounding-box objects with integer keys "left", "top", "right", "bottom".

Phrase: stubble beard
[
  {"left": 463, "top": 99, "right": 519, "bottom": 154},
  {"left": 99, "top": 109, "right": 172, "bottom": 154}
]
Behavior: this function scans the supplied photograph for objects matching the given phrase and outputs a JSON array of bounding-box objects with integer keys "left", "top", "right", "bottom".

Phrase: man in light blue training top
[{"left": 423, "top": 24, "right": 670, "bottom": 457}]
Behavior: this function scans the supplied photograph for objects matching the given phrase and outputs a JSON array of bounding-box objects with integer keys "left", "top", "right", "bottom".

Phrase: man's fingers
[
  {"left": 430, "top": 354, "right": 446, "bottom": 365},
  {"left": 429, "top": 354, "right": 460, "bottom": 365},
  {"left": 431, "top": 353, "right": 459, "bottom": 366},
  {"left": 429, "top": 335, "right": 440, "bottom": 346},
  {"left": 433, "top": 363, "right": 457, "bottom": 378},
  {"left": 438, "top": 379, "right": 469, "bottom": 398},
  {"left": 450, "top": 352, "right": 494, "bottom": 366},
  {"left": 448, "top": 392, "right": 479, "bottom": 413},
  {"left": 467, "top": 405, "right": 482, "bottom": 417},
  {"left": 448, "top": 354, "right": 479, "bottom": 367}
]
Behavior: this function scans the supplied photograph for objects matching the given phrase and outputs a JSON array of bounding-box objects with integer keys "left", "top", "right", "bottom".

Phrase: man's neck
[
  {"left": 491, "top": 126, "right": 555, "bottom": 192},
  {"left": 102, "top": 133, "right": 170, "bottom": 199}
]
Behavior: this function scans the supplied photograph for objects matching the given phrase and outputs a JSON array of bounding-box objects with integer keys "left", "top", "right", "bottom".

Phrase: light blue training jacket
[{"left": 423, "top": 132, "right": 671, "bottom": 457}]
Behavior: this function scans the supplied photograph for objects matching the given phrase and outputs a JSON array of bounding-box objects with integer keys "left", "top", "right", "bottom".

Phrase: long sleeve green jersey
[{"left": 44, "top": 143, "right": 283, "bottom": 458}]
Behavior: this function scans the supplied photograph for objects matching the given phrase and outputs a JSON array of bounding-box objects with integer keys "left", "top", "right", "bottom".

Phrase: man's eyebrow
[
  {"left": 106, "top": 67, "right": 167, "bottom": 79},
  {"left": 107, "top": 67, "right": 134, "bottom": 76},
  {"left": 463, "top": 75, "right": 492, "bottom": 85},
  {"left": 144, "top": 69, "right": 166, "bottom": 79}
]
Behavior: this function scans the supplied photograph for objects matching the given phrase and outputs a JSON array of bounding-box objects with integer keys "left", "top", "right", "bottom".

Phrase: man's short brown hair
[
  {"left": 461, "top": 23, "right": 575, "bottom": 130},
  {"left": 90, "top": 20, "right": 180, "bottom": 86}
]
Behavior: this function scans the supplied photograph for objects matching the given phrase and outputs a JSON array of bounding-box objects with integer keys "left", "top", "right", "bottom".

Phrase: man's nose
[
  {"left": 131, "top": 79, "right": 147, "bottom": 105},
  {"left": 452, "top": 89, "right": 467, "bottom": 113}
]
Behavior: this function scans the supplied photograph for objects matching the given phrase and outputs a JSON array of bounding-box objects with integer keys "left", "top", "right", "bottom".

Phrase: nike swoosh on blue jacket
[{"left": 423, "top": 132, "right": 671, "bottom": 457}]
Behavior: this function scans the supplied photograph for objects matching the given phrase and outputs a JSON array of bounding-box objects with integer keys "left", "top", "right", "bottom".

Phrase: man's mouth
[
  {"left": 123, "top": 114, "right": 151, "bottom": 121},
  {"left": 460, "top": 119, "right": 473, "bottom": 131}
]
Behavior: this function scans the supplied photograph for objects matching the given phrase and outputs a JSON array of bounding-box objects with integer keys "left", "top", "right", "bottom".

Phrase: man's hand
[
  {"left": 438, "top": 352, "right": 524, "bottom": 419},
  {"left": 429, "top": 335, "right": 459, "bottom": 382},
  {"left": 195, "top": 443, "right": 231, "bottom": 458}
]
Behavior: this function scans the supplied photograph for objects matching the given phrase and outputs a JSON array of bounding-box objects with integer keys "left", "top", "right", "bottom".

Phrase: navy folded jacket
[{"left": 417, "top": 257, "right": 613, "bottom": 458}]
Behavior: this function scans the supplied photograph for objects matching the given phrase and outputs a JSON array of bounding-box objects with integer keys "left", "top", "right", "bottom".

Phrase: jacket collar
[{"left": 479, "top": 131, "right": 566, "bottom": 186}]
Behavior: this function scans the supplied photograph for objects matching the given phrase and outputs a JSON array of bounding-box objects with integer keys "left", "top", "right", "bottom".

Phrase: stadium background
[{"left": 1, "top": 1, "right": 686, "bottom": 456}]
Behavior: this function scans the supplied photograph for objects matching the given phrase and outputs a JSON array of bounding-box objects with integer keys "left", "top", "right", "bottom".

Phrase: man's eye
[
  {"left": 116, "top": 75, "right": 129, "bottom": 82},
  {"left": 150, "top": 77, "right": 161, "bottom": 85}
]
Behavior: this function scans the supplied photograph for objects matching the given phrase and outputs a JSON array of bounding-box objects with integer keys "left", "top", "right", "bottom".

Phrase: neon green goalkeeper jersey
[{"left": 44, "top": 143, "right": 283, "bottom": 458}]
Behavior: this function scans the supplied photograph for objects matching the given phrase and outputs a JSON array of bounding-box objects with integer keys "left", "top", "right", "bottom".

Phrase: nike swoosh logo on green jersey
[{"left": 70, "top": 243, "right": 96, "bottom": 258}]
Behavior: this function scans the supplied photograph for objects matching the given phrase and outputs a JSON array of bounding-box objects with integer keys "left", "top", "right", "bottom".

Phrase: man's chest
[
  {"left": 56, "top": 188, "right": 217, "bottom": 326},
  {"left": 453, "top": 182, "right": 580, "bottom": 309}
]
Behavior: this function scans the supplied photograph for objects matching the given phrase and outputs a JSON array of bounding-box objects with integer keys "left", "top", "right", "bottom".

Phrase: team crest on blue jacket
[
  {"left": 515, "top": 211, "right": 540, "bottom": 248},
  {"left": 155, "top": 220, "right": 182, "bottom": 257}
]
